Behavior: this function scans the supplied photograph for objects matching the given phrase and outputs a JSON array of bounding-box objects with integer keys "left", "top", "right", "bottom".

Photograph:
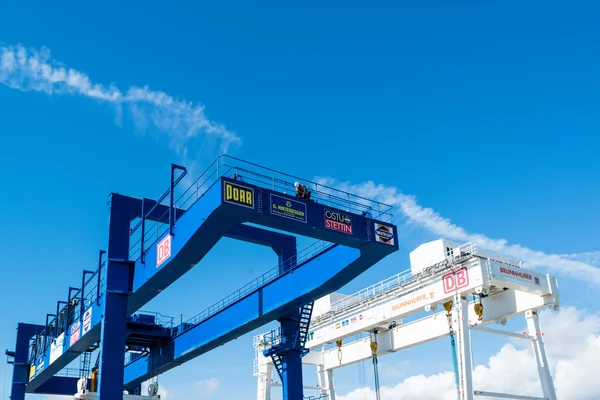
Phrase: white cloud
[
  {"left": 337, "top": 306, "right": 600, "bottom": 400},
  {"left": 315, "top": 178, "right": 600, "bottom": 285},
  {"left": 379, "top": 360, "right": 412, "bottom": 380},
  {"left": 562, "top": 251, "right": 600, "bottom": 267},
  {"left": 0, "top": 44, "right": 241, "bottom": 157},
  {"left": 195, "top": 377, "right": 220, "bottom": 397}
]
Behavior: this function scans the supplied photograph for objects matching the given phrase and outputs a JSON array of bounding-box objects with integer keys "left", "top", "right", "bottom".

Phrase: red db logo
[
  {"left": 156, "top": 235, "right": 172, "bottom": 268},
  {"left": 443, "top": 267, "right": 469, "bottom": 294}
]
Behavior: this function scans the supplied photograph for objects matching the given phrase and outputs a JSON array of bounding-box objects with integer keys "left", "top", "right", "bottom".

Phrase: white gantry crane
[{"left": 253, "top": 239, "right": 560, "bottom": 400}]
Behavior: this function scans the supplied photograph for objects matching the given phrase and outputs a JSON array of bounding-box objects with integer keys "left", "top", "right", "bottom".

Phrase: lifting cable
[
  {"left": 444, "top": 301, "right": 460, "bottom": 399},
  {"left": 356, "top": 335, "right": 366, "bottom": 388},
  {"left": 370, "top": 331, "right": 381, "bottom": 400},
  {"left": 471, "top": 295, "right": 484, "bottom": 399}
]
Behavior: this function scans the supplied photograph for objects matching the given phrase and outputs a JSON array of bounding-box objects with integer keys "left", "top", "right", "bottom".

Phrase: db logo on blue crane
[{"left": 156, "top": 234, "right": 172, "bottom": 268}]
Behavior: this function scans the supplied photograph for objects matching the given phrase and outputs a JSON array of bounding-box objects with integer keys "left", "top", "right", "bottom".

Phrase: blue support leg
[
  {"left": 97, "top": 193, "right": 135, "bottom": 400},
  {"left": 275, "top": 245, "right": 298, "bottom": 275},
  {"left": 9, "top": 323, "right": 44, "bottom": 400},
  {"left": 279, "top": 314, "right": 304, "bottom": 400}
]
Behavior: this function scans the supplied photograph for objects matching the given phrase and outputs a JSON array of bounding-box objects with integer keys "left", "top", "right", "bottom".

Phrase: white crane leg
[
  {"left": 456, "top": 295, "right": 474, "bottom": 400},
  {"left": 325, "top": 369, "right": 336, "bottom": 400},
  {"left": 525, "top": 310, "right": 557, "bottom": 400},
  {"left": 265, "top": 363, "right": 273, "bottom": 400},
  {"left": 256, "top": 362, "right": 273, "bottom": 400},
  {"left": 317, "top": 364, "right": 327, "bottom": 397},
  {"left": 256, "top": 373, "right": 266, "bottom": 400}
]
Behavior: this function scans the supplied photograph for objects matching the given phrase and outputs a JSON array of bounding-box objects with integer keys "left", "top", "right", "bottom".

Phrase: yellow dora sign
[{"left": 224, "top": 181, "right": 254, "bottom": 209}]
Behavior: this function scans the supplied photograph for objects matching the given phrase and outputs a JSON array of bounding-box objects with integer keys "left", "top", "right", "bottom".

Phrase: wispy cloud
[
  {"left": 195, "top": 377, "right": 220, "bottom": 397},
  {"left": 315, "top": 178, "right": 600, "bottom": 285},
  {"left": 0, "top": 44, "right": 241, "bottom": 157}
]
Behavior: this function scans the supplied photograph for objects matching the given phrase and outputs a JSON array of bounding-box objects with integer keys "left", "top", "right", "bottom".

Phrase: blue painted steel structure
[{"left": 7, "top": 155, "right": 398, "bottom": 400}]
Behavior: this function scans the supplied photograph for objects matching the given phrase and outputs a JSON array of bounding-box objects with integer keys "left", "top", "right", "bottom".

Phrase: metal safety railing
[
  {"left": 328, "top": 268, "right": 415, "bottom": 313},
  {"left": 124, "top": 349, "right": 150, "bottom": 366},
  {"left": 214, "top": 155, "right": 394, "bottom": 221},
  {"left": 56, "top": 368, "right": 81, "bottom": 378},
  {"left": 30, "top": 256, "right": 107, "bottom": 362},
  {"left": 305, "top": 395, "right": 329, "bottom": 400},
  {"left": 260, "top": 327, "right": 284, "bottom": 352},
  {"left": 128, "top": 154, "right": 395, "bottom": 262},
  {"left": 134, "top": 310, "right": 175, "bottom": 329},
  {"left": 438, "top": 241, "right": 522, "bottom": 269},
  {"left": 177, "top": 239, "right": 334, "bottom": 336},
  {"left": 457, "top": 242, "right": 522, "bottom": 268},
  {"left": 308, "top": 242, "right": 523, "bottom": 326}
]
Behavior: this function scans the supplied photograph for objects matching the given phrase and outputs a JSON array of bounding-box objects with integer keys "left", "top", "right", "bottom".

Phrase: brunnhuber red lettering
[{"left": 500, "top": 266, "right": 532, "bottom": 280}]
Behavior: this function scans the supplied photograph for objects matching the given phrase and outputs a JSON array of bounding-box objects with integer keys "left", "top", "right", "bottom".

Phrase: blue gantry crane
[{"left": 6, "top": 155, "right": 398, "bottom": 400}]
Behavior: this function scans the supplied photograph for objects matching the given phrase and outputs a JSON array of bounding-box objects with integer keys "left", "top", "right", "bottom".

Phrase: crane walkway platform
[
  {"left": 264, "top": 240, "right": 558, "bottom": 351},
  {"left": 15, "top": 155, "right": 399, "bottom": 399}
]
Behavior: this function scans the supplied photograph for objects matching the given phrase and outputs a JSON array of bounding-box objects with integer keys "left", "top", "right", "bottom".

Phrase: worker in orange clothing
[{"left": 294, "top": 181, "right": 311, "bottom": 200}]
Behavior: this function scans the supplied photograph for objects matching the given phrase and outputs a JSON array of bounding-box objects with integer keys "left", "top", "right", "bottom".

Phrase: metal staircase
[
  {"left": 298, "top": 302, "right": 314, "bottom": 350},
  {"left": 272, "top": 354, "right": 284, "bottom": 380},
  {"left": 266, "top": 302, "right": 315, "bottom": 380}
]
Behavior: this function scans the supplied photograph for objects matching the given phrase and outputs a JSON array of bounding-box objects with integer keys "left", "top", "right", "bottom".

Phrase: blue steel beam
[
  {"left": 125, "top": 320, "right": 172, "bottom": 347},
  {"left": 98, "top": 193, "right": 136, "bottom": 400},
  {"left": 135, "top": 197, "right": 187, "bottom": 224},
  {"left": 26, "top": 191, "right": 182, "bottom": 392},
  {"left": 279, "top": 316, "right": 304, "bottom": 398},
  {"left": 224, "top": 224, "right": 297, "bottom": 274},
  {"left": 123, "top": 241, "right": 395, "bottom": 388},
  {"left": 34, "top": 376, "right": 80, "bottom": 396},
  {"left": 224, "top": 224, "right": 296, "bottom": 250},
  {"left": 8, "top": 323, "right": 45, "bottom": 400},
  {"left": 25, "top": 176, "right": 398, "bottom": 394}
]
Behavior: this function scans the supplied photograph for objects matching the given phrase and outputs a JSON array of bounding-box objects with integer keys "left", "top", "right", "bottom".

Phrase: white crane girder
[
  {"left": 258, "top": 287, "right": 559, "bottom": 371},
  {"left": 319, "top": 288, "right": 558, "bottom": 370},
  {"left": 253, "top": 239, "right": 559, "bottom": 400},
  {"left": 302, "top": 259, "right": 557, "bottom": 350}
]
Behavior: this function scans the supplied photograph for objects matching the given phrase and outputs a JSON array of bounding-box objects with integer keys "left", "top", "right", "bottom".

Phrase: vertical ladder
[
  {"left": 80, "top": 351, "right": 92, "bottom": 378},
  {"left": 269, "top": 302, "right": 315, "bottom": 381}
]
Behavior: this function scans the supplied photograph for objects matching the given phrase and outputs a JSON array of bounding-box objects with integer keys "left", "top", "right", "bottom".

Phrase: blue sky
[{"left": 1, "top": 1, "right": 599, "bottom": 399}]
